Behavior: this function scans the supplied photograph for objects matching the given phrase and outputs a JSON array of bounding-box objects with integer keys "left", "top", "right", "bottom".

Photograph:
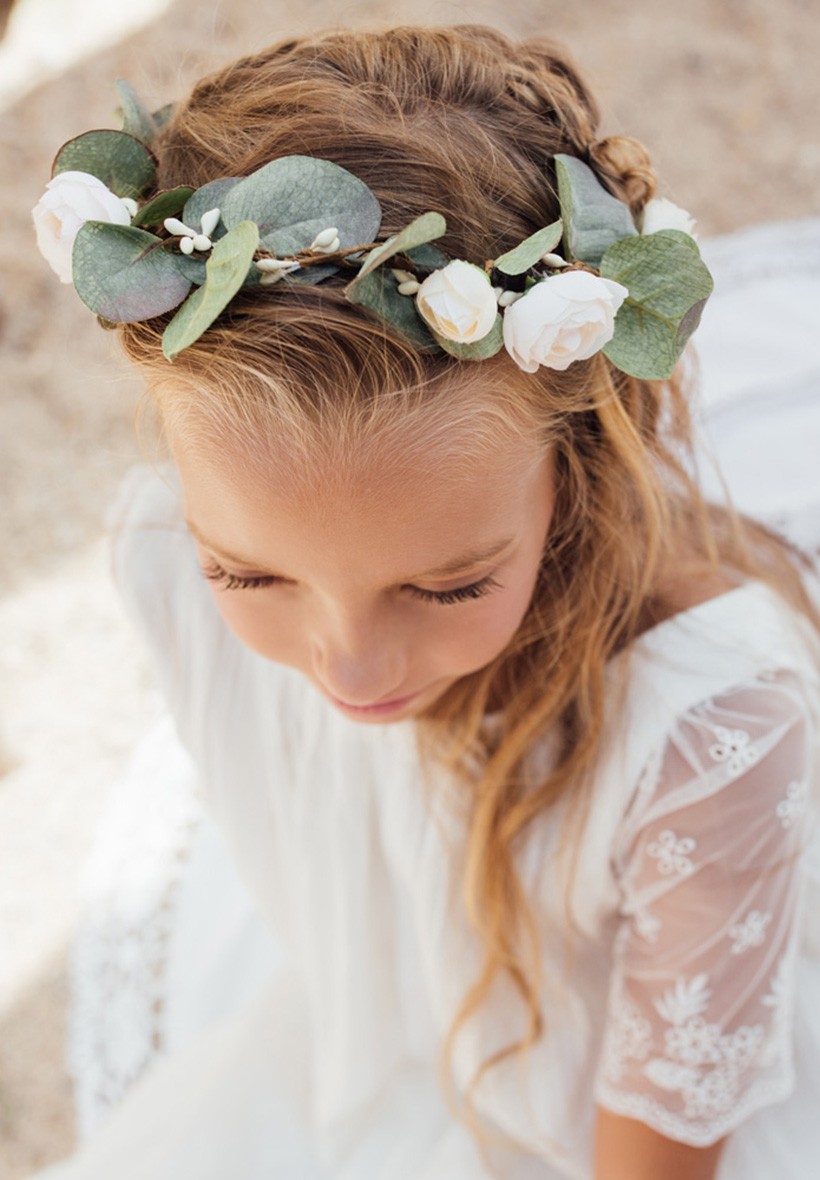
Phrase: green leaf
[
  {"left": 182, "top": 179, "right": 242, "bottom": 234},
  {"left": 405, "top": 242, "right": 449, "bottom": 270},
  {"left": 132, "top": 187, "right": 195, "bottom": 228},
  {"left": 345, "top": 211, "right": 447, "bottom": 296},
  {"left": 115, "top": 79, "right": 158, "bottom": 146},
  {"left": 555, "top": 154, "right": 637, "bottom": 267},
  {"left": 72, "top": 222, "right": 192, "bottom": 321},
  {"left": 344, "top": 266, "right": 442, "bottom": 352},
  {"left": 221, "top": 155, "right": 382, "bottom": 256},
  {"left": 493, "top": 220, "right": 563, "bottom": 276},
  {"left": 600, "top": 229, "right": 714, "bottom": 379},
  {"left": 162, "top": 221, "right": 260, "bottom": 361},
  {"left": 53, "top": 130, "right": 157, "bottom": 200},
  {"left": 428, "top": 313, "right": 504, "bottom": 361},
  {"left": 152, "top": 102, "right": 175, "bottom": 130}
]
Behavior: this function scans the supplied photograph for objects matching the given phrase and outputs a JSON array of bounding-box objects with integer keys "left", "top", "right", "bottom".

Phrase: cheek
[{"left": 208, "top": 590, "right": 304, "bottom": 666}]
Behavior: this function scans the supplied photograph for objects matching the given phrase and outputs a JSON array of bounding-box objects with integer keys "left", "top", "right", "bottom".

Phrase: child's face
[{"left": 169, "top": 415, "right": 556, "bottom": 724}]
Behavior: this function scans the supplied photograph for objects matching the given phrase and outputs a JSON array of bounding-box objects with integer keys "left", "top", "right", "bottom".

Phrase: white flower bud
[
  {"left": 640, "top": 197, "right": 698, "bottom": 240},
  {"left": 179, "top": 237, "right": 195, "bottom": 255},
  {"left": 164, "top": 216, "right": 196, "bottom": 237},
  {"left": 397, "top": 279, "right": 421, "bottom": 296},
  {"left": 31, "top": 171, "right": 133, "bottom": 283},
  {"left": 311, "top": 226, "right": 339, "bottom": 249},
  {"left": 257, "top": 257, "right": 299, "bottom": 272},
  {"left": 540, "top": 252, "right": 569, "bottom": 268},
  {"left": 260, "top": 270, "right": 287, "bottom": 285},
  {"left": 416, "top": 259, "right": 499, "bottom": 344},
  {"left": 199, "top": 207, "right": 221, "bottom": 237},
  {"left": 191, "top": 233, "right": 212, "bottom": 252},
  {"left": 391, "top": 268, "right": 415, "bottom": 284},
  {"left": 497, "top": 289, "right": 523, "bottom": 308},
  {"left": 502, "top": 270, "right": 629, "bottom": 372},
  {"left": 121, "top": 197, "right": 139, "bottom": 219}
]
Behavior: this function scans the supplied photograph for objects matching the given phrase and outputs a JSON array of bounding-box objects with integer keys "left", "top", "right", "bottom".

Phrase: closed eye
[{"left": 199, "top": 561, "right": 502, "bottom": 604}]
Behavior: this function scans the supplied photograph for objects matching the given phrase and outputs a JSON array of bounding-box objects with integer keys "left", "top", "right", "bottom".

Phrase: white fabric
[{"left": 30, "top": 218, "right": 820, "bottom": 1180}]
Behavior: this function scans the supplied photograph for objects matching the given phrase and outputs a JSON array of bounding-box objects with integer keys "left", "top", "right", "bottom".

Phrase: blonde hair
[{"left": 118, "top": 23, "right": 820, "bottom": 1152}]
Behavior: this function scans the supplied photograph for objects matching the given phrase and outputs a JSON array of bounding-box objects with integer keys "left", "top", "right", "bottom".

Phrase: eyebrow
[{"left": 185, "top": 519, "right": 515, "bottom": 580}]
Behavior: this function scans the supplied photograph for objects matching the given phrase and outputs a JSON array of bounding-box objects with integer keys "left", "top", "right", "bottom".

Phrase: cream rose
[
  {"left": 415, "top": 259, "right": 498, "bottom": 344},
  {"left": 502, "top": 270, "right": 628, "bottom": 372},
  {"left": 32, "top": 171, "right": 134, "bottom": 283},
  {"left": 640, "top": 197, "right": 698, "bottom": 240}
]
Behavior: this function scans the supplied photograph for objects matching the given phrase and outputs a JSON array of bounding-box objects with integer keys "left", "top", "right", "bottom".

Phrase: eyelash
[{"left": 199, "top": 561, "right": 502, "bottom": 605}]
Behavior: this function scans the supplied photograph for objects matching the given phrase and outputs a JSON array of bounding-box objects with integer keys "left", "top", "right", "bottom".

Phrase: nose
[{"left": 310, "top": 606, "right": 408, "bottom": 706}]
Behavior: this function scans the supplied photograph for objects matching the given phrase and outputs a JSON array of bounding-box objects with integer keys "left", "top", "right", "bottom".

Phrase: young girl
[{"left": 29, "top": 23, "right": 820, "bottom": 1180}]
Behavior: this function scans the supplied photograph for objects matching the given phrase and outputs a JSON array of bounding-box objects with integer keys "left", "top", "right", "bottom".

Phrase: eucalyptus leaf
[
  {"left": 183, "top": 179, "right": 243, "bottom": 236},
  {"left": 600, "top": 229, "right": 714, "bottom": 379},
  {"left": 555, "top": 154, "right": 636, "bottom": 267},
  {"left": 345, "top": 267, "right": 443, "bottom": 352},
  {"left": 152, "top": 103, "right": 175, "bottom": 130},
  {"left": 133, "top": 187, "right": 195, "bottom": 228},
  {"left": 405, "top": 242, "right": 449, "bottom": 270},
  {"left": 493, "top": 220, "right": 563, "bottom": 276},
  {"left": 346, "top": 211, "right": 447, "bottom": 293},
  {"left": 286, "top": 262, "right": 341, "bottom": 286},
  {"left": 171, "top": 254, "right": 208, "bottom": 286},
  {"left": 222, "top": 155, "right": 382, "bottom": 256},
  {"left": 428, "top": 314, "right": 504, "bottom": 361},
  {"left": 53, "top": 130, "right": 157, "bottom": 200},
  {"left": 72, "top": 222, "right": 192, "bottom": 321},
  {"left": 162, "top": 221, "right": 260, "bottom": 361},
  {"left": 115, "top": 79, "right": 158, "bottom": 146}
]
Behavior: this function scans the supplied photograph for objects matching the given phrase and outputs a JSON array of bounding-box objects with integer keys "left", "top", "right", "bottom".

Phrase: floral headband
[{"left": 32, "top": 80, "right": 713, "bottom": 378}]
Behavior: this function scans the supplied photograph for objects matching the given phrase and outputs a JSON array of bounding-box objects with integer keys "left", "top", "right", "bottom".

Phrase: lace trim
[
  {"left": 65, "top": 716, "right": 202, "bottom": 1141},
  {"left": 594, "top": 1068, "right": 795, "bottom": 1148}
]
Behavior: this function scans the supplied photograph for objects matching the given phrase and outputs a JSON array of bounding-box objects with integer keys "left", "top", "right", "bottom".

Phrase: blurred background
[{"left": 1, "top": 0, "right": 818, "bottom": 1174}]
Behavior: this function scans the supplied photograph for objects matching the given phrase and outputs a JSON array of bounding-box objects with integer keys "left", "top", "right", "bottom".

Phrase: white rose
[
  {"left": 640, "top": 197, "right": 698, "bottom": 240},
  {"left": 502, "top": 269, "right": 628, "bottom": 372},
  {"left": 415, "top": 259, "right": 498, "bottom": 344},
  {"left": 32, "top": 170, "right": 133, "bottom": 283}
]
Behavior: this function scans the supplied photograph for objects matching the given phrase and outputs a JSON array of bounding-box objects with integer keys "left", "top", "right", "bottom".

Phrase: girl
[{"left": 29, "top": 23, "right": 820, "bottom": 1180}]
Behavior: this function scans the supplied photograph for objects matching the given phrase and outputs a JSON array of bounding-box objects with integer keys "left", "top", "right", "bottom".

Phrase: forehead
[{"left": 168, "top": 400, "right": 551, "bottom": 579}]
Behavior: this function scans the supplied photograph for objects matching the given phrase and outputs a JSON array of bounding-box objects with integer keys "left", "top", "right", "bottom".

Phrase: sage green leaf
[
  {"left": 53, "top": 130, "right": 157, "bottom": 200},
  {"left": 152, "top": 103, "right": 175, "bottom": 130},
  {"left": 182, "top": 179, "right": 242, "bottom": 235},
  {"left": 115, "top": 79, "right": 158, "bottom": 146},
  {"left": 600, "top": 229, "right": 714, "bottom": 380},
  {"left": 171, "top": 254, "right": 208, "bottom": 286},
  {"left": 493, "top": 220, "right": 563, "bottom": 276},
  {"left": 428, "top": 314, "right": 504, "bottom": 361},
  {"left": 405, "top": 242, "right": 449, "bottom": 269},
  {"left": 72, "top": 222, "right": 192, "bottom": 321},
  {"left": 286, "top": 262, "right": 341, "bottom": 286},
  {"left": 345, "top": 267, "right": 443, "bottom": 352},
  {"left": 133, "top": 187, "right": 195, "bottom": 228},
  {"left": 555, "top": 154, "right": 637, "bottom": 267},
  {"left": 348, "top": 212, "right": 447, "bottom": 288},
  {"left": 162, "top": 220, "right": 260, "bottom": 361},
  {"left": 221, "top": 155, "right": 382, "bottom": 256}
]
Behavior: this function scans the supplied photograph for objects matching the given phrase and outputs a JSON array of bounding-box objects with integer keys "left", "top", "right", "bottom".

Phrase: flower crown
[{"left": 32, "top": 80, "right": 713, "bottom": 378}]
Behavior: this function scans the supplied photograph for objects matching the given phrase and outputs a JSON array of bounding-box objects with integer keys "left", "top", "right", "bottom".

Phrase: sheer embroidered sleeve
[{"left": 594, "top": 669, "right": 815, "bottom": 1146}]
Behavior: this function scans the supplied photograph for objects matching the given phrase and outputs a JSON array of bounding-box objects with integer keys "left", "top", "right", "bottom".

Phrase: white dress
[{"left": 31, "top": 219, "right": 820, "bottom": 1180}]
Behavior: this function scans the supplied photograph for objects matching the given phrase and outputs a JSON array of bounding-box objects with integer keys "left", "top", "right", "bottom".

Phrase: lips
[{"left": 329, "top": 689, "right": 420, "bottom": 715}]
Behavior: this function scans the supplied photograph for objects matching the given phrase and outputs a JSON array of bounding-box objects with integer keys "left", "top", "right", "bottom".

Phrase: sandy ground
[{"left": 1, "top": 0, "right": 818, "bottom": 1174}]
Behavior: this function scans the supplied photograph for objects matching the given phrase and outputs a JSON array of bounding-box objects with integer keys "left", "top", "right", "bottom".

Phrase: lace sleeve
[{"left": 594, "top": 669, "right": 815, "bottom": 1146}]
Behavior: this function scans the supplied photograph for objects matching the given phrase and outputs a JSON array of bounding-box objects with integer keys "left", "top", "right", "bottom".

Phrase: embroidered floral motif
[
  {"left": 654, "top": 974, "right": 712, "bottom": 1025},
  {"left": 646, "top": 829, "right": 696, "bottom": 876},
  {"left": 707, "top": 725, "right": 759, "bottom": 777},
  {"left": 633, "top": 907, "right": 662, "bottom": 944},
  {"left": 601, "top": 992, "right": 653, "bottom": 1083},
  {"left": 776, "top": 780, "right": 808, "bottom": 829},
  {"left": 728, "top": 910, "right": 772, "bottom": 954}
]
